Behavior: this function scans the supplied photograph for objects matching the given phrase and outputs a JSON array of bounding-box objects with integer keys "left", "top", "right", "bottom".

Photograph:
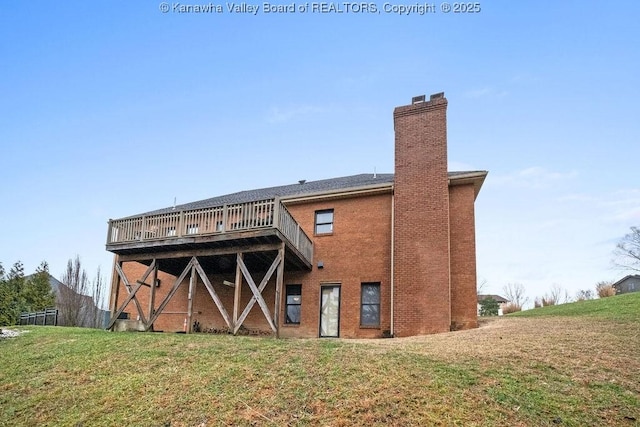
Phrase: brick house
[{"left": 106, "top": 93, "right": 487, "bottom": 338}]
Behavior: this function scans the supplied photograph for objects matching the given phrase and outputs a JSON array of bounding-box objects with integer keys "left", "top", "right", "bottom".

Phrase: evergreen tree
[
  {"left": 479, "top": 297, "right": 499, "bottom": 316},
  {"left": 0, "top": 261, "right": 27, "bottom": 325},
  {"left": 23, "top": 261, "right": 56, "bottom": 311},
  {"left": 0, "top": 264, "right": 13, "bottom": 325}
]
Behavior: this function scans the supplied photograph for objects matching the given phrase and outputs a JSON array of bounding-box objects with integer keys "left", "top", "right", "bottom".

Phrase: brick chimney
[{"left": 393, "top": 92, "right": 451, "bottom": 336}]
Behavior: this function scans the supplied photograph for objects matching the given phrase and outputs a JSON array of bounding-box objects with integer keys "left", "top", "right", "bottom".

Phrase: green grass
[
  {"left": 1, "top": 294, "right": 639, "bottom": 426},
  {"left": 511, "top": 291, "right": 640, "bottom": 322}
]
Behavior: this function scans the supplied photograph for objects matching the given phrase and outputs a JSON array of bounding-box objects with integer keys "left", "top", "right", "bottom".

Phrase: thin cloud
[
  {"left": 491, "top": 166, "right": 578, "bottom": 189},
  {"left": 557, "top": 188, "right": 640, "bottom": 224}
]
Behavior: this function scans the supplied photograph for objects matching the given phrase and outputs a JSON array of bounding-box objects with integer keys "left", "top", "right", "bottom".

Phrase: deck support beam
[
  {"left": 233, "top": 253, "right": 243, "bottom": 325},
  {"left": 186, "top": 264, "right": 197, "bottom": 333},
  {"left": 148, "top": 261, "right": 158, "bottom": 331},
  {"left": 274, "top": 243, "right": 285, "bottom": 338},
  {"left": 108, "top": 250, "right": 286, "bottom": 337}
]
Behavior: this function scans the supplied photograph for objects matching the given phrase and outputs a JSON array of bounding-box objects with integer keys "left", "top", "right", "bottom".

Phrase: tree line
[{"left": 0, "top": 256, "right": 105, "bottom": 328}]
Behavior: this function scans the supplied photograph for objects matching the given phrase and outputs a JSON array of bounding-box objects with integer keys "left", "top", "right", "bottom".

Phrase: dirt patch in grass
[{"left": 353, "top": 317, "right": 640, "bottom": 392}]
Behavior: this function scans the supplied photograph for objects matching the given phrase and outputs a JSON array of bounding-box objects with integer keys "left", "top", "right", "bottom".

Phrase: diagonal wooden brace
[
  {"left": 145, "top": 258, "right": 195, "bottom": 329},
  {"left": 107, "top": 260, "right": 156, "bottom": 330},
  {"left": 233, "top": 252, "right": 282, "bottom": 334},
  {"left": 107, "top": 281, "right": 146, "bottom": 330},
  {"left": 192, "top": 257, "right": 234, "bottom": 330}
]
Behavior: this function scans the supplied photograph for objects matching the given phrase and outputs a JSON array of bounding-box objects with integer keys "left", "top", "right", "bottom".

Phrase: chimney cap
[
  {"left": 298, "top": 179, "right": 306, "bottom": 185},
  {"left": 412, "top": 95, "right": 426, "bottom": 104},
  {"left": 430, "top": 92, "right": 445, "bottom": 101}
]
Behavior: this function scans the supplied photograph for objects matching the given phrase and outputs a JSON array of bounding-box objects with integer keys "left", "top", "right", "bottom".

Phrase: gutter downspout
[{"left": 390, "top": 193, "right": 395, "bottom": 337}]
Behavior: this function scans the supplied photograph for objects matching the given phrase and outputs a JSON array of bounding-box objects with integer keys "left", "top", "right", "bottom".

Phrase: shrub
[
  {"left": 596, "top": 281, "right": 616, "bottom": 298},
  {"left": 502, "top": 302, "right": 522, "bottom": 314},
  {"left": 533, "top": 298, "right": 542, "bottom": 308}
]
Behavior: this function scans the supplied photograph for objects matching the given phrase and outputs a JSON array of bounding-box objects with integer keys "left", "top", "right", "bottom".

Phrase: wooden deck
[{"left": 106, "top": 199, "right": 313, "bottom": 268}]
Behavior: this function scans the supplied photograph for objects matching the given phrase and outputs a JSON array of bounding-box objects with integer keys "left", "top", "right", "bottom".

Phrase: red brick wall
[
  {"left": 283, "top": 192, "right": 392, "bottom": 338},
  {"left": 393, "top": 95, "right": 451, "bottom": 336},
  {"left": 449, "top": 183, "right": 479, "bottom": 330}
]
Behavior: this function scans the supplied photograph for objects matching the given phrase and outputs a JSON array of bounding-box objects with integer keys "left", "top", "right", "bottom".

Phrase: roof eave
[
  {"left": 448, "top": 170, "right": 488, "bottom": 200},
  {"left": 280, "top": 182, "right": 394, "bottom": 204}
]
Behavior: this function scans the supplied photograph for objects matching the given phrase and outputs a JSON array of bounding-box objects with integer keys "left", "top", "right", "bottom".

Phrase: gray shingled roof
[
  {"left": 477, "top": 294, "right": 509, "bottom": 303},
  {"left": 139, "top": 172, "right": 481, "bottom": 217}
]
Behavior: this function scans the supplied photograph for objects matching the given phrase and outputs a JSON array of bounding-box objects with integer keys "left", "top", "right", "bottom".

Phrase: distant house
[
  {"left": 612, "top": 275, "right": 640, "bottom": 295},
  {"left": 477, "top": 294, "right": 509, "bottom": 316}
]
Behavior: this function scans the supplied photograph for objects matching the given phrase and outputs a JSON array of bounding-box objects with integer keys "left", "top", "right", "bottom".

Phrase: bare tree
[
  {"left": 575, "top": 289, "right": 594, "bottom": 301},
  {"left": 90, "top": 267, "right": 105, "bottom": 328},
  {"left": 502, "top": 283, "right": 528, "bottom": 311},
  {"left": 545, "top": 283, "right": 570, "bottom": 305},
  {"left": 476, "top": 278, "right": 488, "bottom": 295},
  {"left": 613, "top": 226, "right": 640, "bottom": 272},
  {"left": 58, "top": 256, "right": 92, "bottom": 327}
]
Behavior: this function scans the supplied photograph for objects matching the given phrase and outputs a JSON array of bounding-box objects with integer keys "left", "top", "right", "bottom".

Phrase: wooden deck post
[
  {"left": 274, "top": 243, "right": 285, "bottom": 338},
  {"left": 140, "top": 216, "right": 147, "bottom": 241},
  {"left": 222, "top": 205, "right": 228, "bottom": 233},
  {"left": 148, "top": 261, "right": 158, "bottom": 331},
  {"left": 178, "top": 211, "right": 184, "bottom": 237},
  {"left": 186, "top": 264, "right": 197, "bottom": 333},
  {"left": 273, "top": 199, "right": 281, "bottom": 228},
  {"left": 106, "top": 220, "right": 113, "bottom": 245},
  {"left": 233, "top": 253, "right": 243, "bottom": 328},
  {"left": 108, "top": 255, "right": 121, "bottom": 329}
]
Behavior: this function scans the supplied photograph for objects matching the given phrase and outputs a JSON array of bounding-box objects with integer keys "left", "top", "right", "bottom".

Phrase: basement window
[
  {"left": 285, "top": 284, "right": 302, "bottom": 324},
  {"left": 360, "top": 282, "right": 380, "bottom": 327},
  {"left": 315, "top": 209, "right": 334, "bottom": 234}
]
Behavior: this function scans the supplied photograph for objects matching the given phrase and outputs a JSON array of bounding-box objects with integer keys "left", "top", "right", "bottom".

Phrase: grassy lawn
[{"left": 1, "top": 294, "right": 639, "bottom": 426}]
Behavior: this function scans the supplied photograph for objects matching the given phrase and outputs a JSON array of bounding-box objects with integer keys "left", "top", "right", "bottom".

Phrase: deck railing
[{"left": 107, "top": 199, "right": 313, "bottom": 264}]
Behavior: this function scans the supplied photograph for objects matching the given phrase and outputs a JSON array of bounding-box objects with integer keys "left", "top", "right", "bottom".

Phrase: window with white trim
[{"left": 315, "top": 209, "right": 334, "bottom": 234}]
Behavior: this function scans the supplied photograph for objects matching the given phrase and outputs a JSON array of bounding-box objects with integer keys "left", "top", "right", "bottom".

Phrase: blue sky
[{"left": 1, "top": 1, "right": 638, "bottom": 307}]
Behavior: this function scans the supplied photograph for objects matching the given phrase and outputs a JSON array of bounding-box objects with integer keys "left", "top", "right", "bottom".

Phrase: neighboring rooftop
[
  {"left": 478, "top": 294, "right": 509, "bottom": 303},
  {"left": 130, "top": 171, "right": 486, "bottom": 218},
  {"left": 612, "top": 274, "right": 640, "bottom": 288}
]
